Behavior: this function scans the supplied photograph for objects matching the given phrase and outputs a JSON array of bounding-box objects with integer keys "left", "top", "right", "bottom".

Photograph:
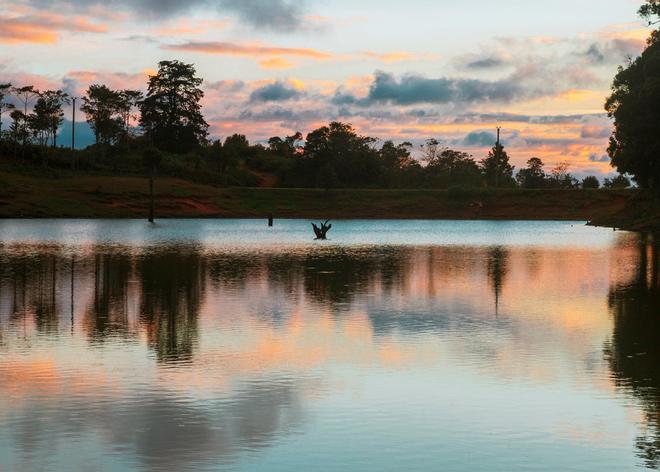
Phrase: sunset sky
[{"left": 0, "top": 0, "right": 654, "bottom": 177}]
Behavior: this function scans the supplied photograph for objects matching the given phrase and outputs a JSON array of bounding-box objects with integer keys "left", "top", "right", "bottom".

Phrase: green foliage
[
  {"left": 604, "top": 174, "right": 632, "bottom": 189},
  {"left": 582, "top": 176, "right": 601, "bottom": 189},
  {"left": 517, "top": 157, "right": 547, "bottom": 188},
  {"left": 480, "top": 143, "right": 516, "bottom": 187},
  {"left": 140, "top": 60, "right": 209, "bottom": 153},
  {"left": 605, "top": 4, "right": 660, "bottom": 191}
]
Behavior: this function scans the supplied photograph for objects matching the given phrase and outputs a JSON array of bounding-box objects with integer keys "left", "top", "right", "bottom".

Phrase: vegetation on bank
[{"left": 0, "top": 168, "right": 644, "bottom": 222}]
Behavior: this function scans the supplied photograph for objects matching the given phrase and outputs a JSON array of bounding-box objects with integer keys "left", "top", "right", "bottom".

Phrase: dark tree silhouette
[
  {"left": 604, "top": 174, "right": 632, "bottom": 189},
  {"left": 140, "top": 60, "right": 209, "bottom": 153},
  {"left": 481, "top": 141, "right": 515, "bottom": 187},
  {"left": 81, "top": 84, "right": 125, "bottom": 145},
  {"left": 606, "top": 3, "right": 660, "bottom": 191},
  {"left": 581, "top": 176, "right": 601, "bottom": 189},
  {"left": 516, "top": 157, "right": 547, "bottom": 188}
]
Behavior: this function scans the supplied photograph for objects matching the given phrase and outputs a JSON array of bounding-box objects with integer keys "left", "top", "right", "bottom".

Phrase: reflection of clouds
[
  {"left": 0, "top": 234, "right": 655, "bottom": 468},
  {"left": 2, "top": 375, "right": 305, "bottom": 471}
]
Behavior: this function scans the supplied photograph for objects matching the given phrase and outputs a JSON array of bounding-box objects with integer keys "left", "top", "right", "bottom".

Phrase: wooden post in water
[{"left": 268, "top": 214, "right": 274, "bottom": 227}]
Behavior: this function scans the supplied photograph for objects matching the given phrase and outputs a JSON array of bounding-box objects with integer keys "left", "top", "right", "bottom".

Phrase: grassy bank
[{"left": 1, "top": 170, "right": 651, "bottom": 227}]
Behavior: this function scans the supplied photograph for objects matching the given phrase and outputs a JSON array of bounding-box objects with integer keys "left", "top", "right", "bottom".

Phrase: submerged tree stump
[{"left": 312, "top": 221, "right": 332, "bottom": 240}]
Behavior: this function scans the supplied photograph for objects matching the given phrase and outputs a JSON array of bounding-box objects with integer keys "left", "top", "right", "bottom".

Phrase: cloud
[
  {"left": 589, "top": 153, "right": 611, "bottom": 163},
  {"left": 218, "top": 0, "right": 307, "bottom": 32},
  {"left": 0, "top": 13, "right": 107, "bottom": 44},
  {"left": 20, "top": 0, "right": 311, "bottom": 30},
  {"left": 463, "top": 131, "right": 497, "bottom": 147},
  {"left": 336, "top": 71, "right": 525, "bottom": 106},
  {"left": 250, "top": 81, "right": 303, "bottom": 102},
  {"left": 259, "top": 57, "right": 295, "bottom": 70},
  {"left": 164, "top": 41, "right": 332, "bottom": 59},
  {"left": 581, "top": 125, "right": 611, "bottom": 139}
]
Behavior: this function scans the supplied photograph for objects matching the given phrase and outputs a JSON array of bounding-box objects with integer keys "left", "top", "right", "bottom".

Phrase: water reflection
[
  {"left": 0, "top": 224, "right": 658, "bottom": 471},
  {"left": 607, "top": 235, "right": 660, "bottom": 469}
]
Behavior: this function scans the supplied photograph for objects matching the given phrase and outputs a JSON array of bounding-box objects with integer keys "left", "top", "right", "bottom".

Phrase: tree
[
  {"left": 143, "top": 147, "right": 162, "bottom": 223},
  {"left": 605, "top": 2, "right": 660, "bottom": 191},
  {"left": 426, "top": 146, "right": 481, "bottom": 188},
  {"left": 9, "top": 110, "right": 28, "bottom": 145},
  {"left": 604, "top": 174, "right": 632, "bottom": 189},
  {"left": 30, "top": 90, "right": 69, "bottom": 147},
  {"left": 548, "top": 161, "right": 578, "bottom": 189},
  {"left": 379, "top": 141, "right": 414, "bottom": 188},
  {"left": 582, "top": 176, "right": 601, "bottom": 189},
  {"left": 117, "top": 89, "right": 143, "bottom": 149},
  {"left": 480, "top": 142, "right": 515, "bottom": 187},
  {"left": 302, "top": 122, "right": 379, "bottom": 188},
  {"left": 81, "top": 84, "right": 125, "bottom": 146},
  {"left": 516, "top": 157, "right": 547, "bottom": 188},
  {"left": 0, "top": 83, "right": 14, "bottom": 137},
  {"left": 140, "top": 60, "right": 209, "bottom": 153},
  {"left": 12, "top": 86, "right": 39, "bottom": 146},
  {"left": 268, "top": 132, "right": 303, "bottom": 158}
]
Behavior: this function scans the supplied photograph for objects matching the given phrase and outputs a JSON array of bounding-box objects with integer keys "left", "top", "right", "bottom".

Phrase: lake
[{"left": 0, "top": 220, "right": 658, "bottom": 471}]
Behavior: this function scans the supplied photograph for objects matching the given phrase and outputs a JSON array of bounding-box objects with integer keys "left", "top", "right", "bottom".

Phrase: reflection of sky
[{"left": 0, "top": 221, "right": 652, "bottom": 471}]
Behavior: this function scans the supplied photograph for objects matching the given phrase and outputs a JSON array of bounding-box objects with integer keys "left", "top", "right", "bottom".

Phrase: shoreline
[{"left": 1, "top": 171, "right": 657, "bottom": 232}]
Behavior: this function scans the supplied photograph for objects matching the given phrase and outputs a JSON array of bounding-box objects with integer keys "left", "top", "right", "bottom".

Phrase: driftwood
[{"left": 312, "top": 220, "right": 332, "bottom": 240}]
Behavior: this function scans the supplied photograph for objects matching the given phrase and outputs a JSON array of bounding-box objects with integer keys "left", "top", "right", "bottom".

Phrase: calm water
[{"left": 0, "top": 220, "right": 658, "bottom": 471}]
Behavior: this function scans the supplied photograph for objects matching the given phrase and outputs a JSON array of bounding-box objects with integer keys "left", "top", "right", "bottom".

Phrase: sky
[{"left": 0, "top": 0, "right": 654, "bottom": 178}]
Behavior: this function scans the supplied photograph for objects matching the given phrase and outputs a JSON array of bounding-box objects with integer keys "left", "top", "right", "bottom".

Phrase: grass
[{"left": 1, "top": 170, "right": 651, "bottom": 229}]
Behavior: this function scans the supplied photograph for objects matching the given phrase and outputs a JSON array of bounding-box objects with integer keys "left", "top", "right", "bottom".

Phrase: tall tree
[
  {"left": 12, "top": 86, "right": 39, "bottom": 146},
  {"left": 81, "top": 84, "right": 124, "bottom": 145},
  {"left": 117, "top": 89, "right": 143, "bottom": 149},
  {"left": 480, "top": 141, "right": 515, "bottom": 187},
  {"left": 605, "top": 1, "right": 660, "bottom": 191},
  {"left": 140, "top": 60, "right": 208, "bottom": 153},
  {"left": 516, "top": 157, "right": 546, "bottom": 188},
  {"left": 34, "top": 90, "right": 69, "bottom": 147}
]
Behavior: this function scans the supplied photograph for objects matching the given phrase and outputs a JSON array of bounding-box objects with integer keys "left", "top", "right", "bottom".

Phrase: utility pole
[{"left": 71, "top": 96, "right": 79, "bottom": 170}]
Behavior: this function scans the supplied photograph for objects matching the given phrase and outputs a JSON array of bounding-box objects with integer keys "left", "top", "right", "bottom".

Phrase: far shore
[{"left": 1, "top": 171, "right": 657, "bottom": 232}]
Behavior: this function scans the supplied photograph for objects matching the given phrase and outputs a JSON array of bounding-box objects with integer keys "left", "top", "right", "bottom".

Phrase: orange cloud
[
  {"left": 165, "top": 41, "right": 333, "bottom": 60},
  {"left": 259, "top": 57, "right": 296, "bottom": 70},
  {"left": 0, "top": 13, "right": 107, "bottom": 44},
  {"left": 363, "top": 51, "right": 437, "bottom": 64}
]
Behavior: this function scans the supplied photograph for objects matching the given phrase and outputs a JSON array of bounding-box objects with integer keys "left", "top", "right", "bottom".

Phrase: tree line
[{"left": 5, "top": 0, "right": 660, "bottom": 195}]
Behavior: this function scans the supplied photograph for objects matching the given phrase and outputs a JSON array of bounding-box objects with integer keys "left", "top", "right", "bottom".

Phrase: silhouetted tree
[
  {"left": 268, "top": 132, "right": 303, "bottom": 158},
  {"left": 481, "top": 141, "right": 515, "bottom": 187},
  {"left": 302, "top": 121, "right": 379, "bottom": 188},
  {"left": 604, "top": 174, "right": 632, "bottom": 189},
  {"left": 605, "top": 3, "right": 660, "bottom": 192},
  {"left": 581, "top": 176, "right": 601, "bottom": 189},
  {"left": 516, "top": 157, "right": 547, "bottom": 188},
  {"left": 140, "top": 60, "right": 209, "bottom": 153},
  {"left": 81, "top": 84, "right": 125, "bottom": 145},
  {"left": 29, "top": 90, "right": 69, "bottom": 148},
  {"left": 548, "top": 161, "right": 579, "bottom": 189}
]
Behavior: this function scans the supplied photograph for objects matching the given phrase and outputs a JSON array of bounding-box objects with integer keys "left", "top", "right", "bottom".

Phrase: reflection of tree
[
  {"left": 137, "top": 247, "right": 205, "bottom": 363},
  {"left": 0, "top": 252, "right": 60, "bottom": 334},
  {"left": 606, "top": 235, "right": 660, "bottom": 469},
  {"left": 487, "top": 247, "right": 509, "bottom": 316},
  {"left": 84, "top": 250, "right": 134, "bottom": 342}
]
